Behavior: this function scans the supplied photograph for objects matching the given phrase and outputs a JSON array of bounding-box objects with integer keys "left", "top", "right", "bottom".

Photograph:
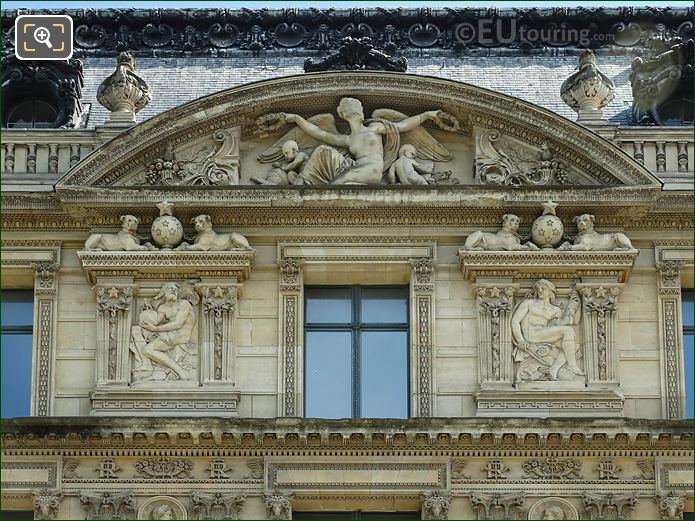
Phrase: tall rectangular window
[
  {"left": 1, "top": 290, "right": 34, "bottom": 418},
  {"left": 304, "top": 286, "right": 409, "bottom": 419},
  {"left": 683, "top": 289, "right": 694, "bottom": 418}
]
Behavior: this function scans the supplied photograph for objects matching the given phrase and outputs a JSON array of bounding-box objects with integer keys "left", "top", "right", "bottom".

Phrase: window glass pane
[
  {"left": 360, "top": 287, "right": 408, "bottom": 324},
  {"left": 306, "top": 287, "right": 352, "bottom": 324},
  {"left": 0, "top": 511, "right": 35, "bottom": 520},
  {"left": 682, "top": 290, "right": 693, "bottom": 328},
  {"left": 305, "top": 331, "right": 352, "bottom": 418},
  {"left": 685, "top": 330, "right": 694, "bottom": 419},
  {"left": 1, "top": 333, "right": 33, "bottom": 417},
  {"left": 1, "top": 290, "right": 34, "bottom": 328},
  {"left": 360, "top": 331, "right": 408, "bottom": 418}
]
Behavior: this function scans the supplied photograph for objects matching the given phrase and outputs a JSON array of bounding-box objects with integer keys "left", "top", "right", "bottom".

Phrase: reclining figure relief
[
  {"left": 463, "top": 214, "right": 540, "bottom": 251},
  {"left": 85, "top": 215, "right": 155, "bottom": 251},
  {"left": 511, "top": 279, "right": 584, "bottom": 382},
  {"left": 255, "top": 97, "right": 460, "bottom": 185}
]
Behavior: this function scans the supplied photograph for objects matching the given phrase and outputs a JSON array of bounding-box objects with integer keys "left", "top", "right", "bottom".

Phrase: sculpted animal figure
[
  {"left": 178, "top": 214, "right": 253, "bottom": 251},
  {"left": 85, "top": 215, "right": 155, "bottom": 251},
  {"left": 561, "top": 214, "right": 634, "bottom": 251},
  {"left": 464, "top": 214, "right": 540, "bottom": 251}
]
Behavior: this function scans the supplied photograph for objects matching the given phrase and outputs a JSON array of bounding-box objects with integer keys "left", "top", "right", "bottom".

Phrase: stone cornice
[
  {"left": 1, "top": 417, "right": 692, "bottom": 452},
  {"left": 1, "top": 7, "right": 692, "bottom": 57}
]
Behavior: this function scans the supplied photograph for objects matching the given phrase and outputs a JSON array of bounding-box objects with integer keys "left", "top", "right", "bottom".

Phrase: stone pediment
[{"left": 55, "top": 72, "right": 661, "bottom": 203}]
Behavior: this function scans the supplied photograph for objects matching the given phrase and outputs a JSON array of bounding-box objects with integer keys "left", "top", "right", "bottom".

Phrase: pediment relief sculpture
[
  {"left": 512, "top": 280, "right": 584, "bottom": 383},
  {"left": 129, "top": 128, "right": 241, "bottom": 187},
  {"left": 254, "top": 97, "right": 461, "bottom": 185},
  {"left": 130, "top": 281, "right": 200, "bottom": 383},
  {"left": 475, "top": 130, "right": 601, "bottom": 186}
]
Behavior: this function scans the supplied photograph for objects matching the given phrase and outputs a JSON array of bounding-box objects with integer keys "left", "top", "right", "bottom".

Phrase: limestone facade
[{"left": 1, "top": 7, "right": 693, "bottom": 520}]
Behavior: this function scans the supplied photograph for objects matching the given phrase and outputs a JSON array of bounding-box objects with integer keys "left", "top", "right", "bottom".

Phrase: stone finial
[
  {"left": 560, "top": 50, "right": 615, "bottom": 122},
  {"left": 97, "top": 51, "right": 151, "bottom": 124}
]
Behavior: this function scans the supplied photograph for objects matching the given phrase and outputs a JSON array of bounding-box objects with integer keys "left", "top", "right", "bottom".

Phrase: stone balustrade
[{"left": 1, "top": 130, "right": 98, "bottom": 177}]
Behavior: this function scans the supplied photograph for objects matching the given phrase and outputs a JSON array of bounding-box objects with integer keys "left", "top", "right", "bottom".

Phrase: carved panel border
[
  {"left": 655, "top": 243, "right": 694, "bottom": 419},
  {"left": 277, "top": 240, "right": 436, "bottom": 417}
]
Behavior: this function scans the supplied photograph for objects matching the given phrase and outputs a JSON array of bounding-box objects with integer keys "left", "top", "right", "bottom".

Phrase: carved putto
[
  {"left": 422, "top": 490, "right": 451, "bottom": 520},
  {"left": 559, "top": 214, "right": 635, "bottom": 251},
  {"left": 264, "top": 491, "right": 293, "bottom": 520},
  {"left": 256, "top": 97, "right": 460, "bottom": 185},
  {"left": 33, "top": 489, "right": 63, "bottom": 520},
  {"left": 463, "top": 214, "right": 539, "bottom": 251},
  {"left": 85, "top": 215, "right": 155, "bottom": 251},
  {"left": 97, "top": 52, "right": 151, "bottom": 120},
  {"left": 178, "top": 214, "right": 253, "bottom": 251},
  {"left": 130, "top": 282, "right": 200, "bottom": 383},
  {"left": 512, "top": 280, "right": 583, "bottom": 382}
]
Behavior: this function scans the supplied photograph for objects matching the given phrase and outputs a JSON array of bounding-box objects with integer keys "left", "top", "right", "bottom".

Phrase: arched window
[{"left": 5, "top": 98, "right": 60, "bottom": 129}]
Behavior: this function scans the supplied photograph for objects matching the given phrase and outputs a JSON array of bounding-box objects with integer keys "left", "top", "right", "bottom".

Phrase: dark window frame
[
  {"left": 304, "top": 285, "right": 410, "bottom": 419},
  {"left": 682, "top": 288, "right": 694, "bottom": 419}
]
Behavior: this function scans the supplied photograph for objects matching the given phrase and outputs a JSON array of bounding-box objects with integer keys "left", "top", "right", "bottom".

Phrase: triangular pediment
[{"left": 56, "top": 72, "right": 661, "bottom": 199}]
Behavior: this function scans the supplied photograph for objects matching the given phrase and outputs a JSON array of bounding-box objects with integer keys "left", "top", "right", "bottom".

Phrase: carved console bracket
[
  {"left": 277, "top": 240, "right": 436, "bottom": 417},
  {"left": 77, "top": 249, "right": 255, "bottom": 416},
  {"left": 458, "top": 249, "right": 638, "bottom": 418}
]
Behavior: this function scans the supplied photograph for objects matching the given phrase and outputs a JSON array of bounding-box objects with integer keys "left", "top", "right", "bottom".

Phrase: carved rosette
[
  {"left": 475, "top": 285, "right": 516, "bottom": 386},
  {"left": 97, "top": 52, "right": 151, "bottom": 123},
  {"left": 560, "top": 50, "right": 616, "bottom": 121},
  {"left": 577, "top": 284, "right": 621, "bottom": 383},
  {"left": 411, "top": 258, "right": 435, "bottom": 417},
  {"left": 421, "top": 490, "right": 451, "bottom": 520},
  {"left": 196, "top": 284, "right": 239, "bottom": 383},
  {"left": 582, "top": 492, "right": 638, "bottom": 520},
  {"left": 32, "top": 489, "right": 63, "bottom": 520},
  {"left": 469, "top": 492, "right": 526, "bottom": 520},
  {"left": 95, "top": 286, "right": 135, "bottom": 385}
]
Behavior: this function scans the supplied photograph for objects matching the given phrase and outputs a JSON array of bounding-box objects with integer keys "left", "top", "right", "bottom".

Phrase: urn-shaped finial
[
  {"left": 560, "top": 50, "right": 615, "bottom": 122},
  {"left": 531, "top": 200, "right": 564, "bottom": 249},
  {"left": 151, "top": 201, "right": 184, "bottom": 249},
  {"left": 97, "top": 51, "right": 152, "bottom": 124}
]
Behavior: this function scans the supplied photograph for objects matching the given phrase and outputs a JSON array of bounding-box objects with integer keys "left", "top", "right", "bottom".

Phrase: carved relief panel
[{"left": 458, "top": 203, "right": 638, "bottom": 417}]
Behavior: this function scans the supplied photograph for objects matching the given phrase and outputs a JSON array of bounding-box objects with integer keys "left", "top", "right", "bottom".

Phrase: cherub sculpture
[
  {"left": 387, "top": 144, "right": 432, "bottom": 185},
  {"left": 256, "top": 97, "right": 460, "bottom": 185},
  {"left": 252, "top": 140, "right": 308, "bottom": 185},
  {"left": 85, "top": 215, "right": 155, "bottom": 251}
]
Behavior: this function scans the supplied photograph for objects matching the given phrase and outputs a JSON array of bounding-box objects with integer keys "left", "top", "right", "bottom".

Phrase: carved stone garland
[{"left": 32, "top": 262, "right": 59, "bottom": 416}]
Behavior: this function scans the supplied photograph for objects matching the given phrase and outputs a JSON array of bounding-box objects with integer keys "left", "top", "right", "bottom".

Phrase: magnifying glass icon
[{"left": 33, "top": 26, "right": 53, "bottom": 48}]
